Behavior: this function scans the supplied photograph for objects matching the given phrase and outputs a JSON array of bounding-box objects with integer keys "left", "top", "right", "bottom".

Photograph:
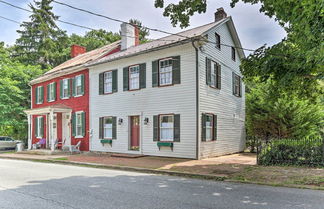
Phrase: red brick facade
[{"left": 31, "top": 69, "right": 90, "bottom": 151}]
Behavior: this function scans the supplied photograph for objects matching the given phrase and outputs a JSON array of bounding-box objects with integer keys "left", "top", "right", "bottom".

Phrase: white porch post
[
  {"left": 27, "top": 114, "right": 32, "bottom": 150},
  {"left": 49, "top": 111, "right": 55, "bottom": 151}
]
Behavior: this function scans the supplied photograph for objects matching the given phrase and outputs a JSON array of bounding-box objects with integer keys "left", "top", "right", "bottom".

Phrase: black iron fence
[{"left": 256, "top": 137, "right": 324, "bottom": 167}]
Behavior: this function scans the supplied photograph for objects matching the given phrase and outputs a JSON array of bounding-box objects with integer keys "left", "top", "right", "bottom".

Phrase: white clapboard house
[{"left": 85, "top": 8, "right": 246, "bottom": 159}]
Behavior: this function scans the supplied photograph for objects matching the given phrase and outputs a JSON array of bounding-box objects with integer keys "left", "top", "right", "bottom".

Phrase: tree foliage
[
  {"left": 246, "top": 80, "right": 324, "bottom": 140},
  {"left": 0, "top": 43, "right": 42, "bottom": 140},
  {"left": 13, "top": 0, "right": 68, "bottom": 69}
]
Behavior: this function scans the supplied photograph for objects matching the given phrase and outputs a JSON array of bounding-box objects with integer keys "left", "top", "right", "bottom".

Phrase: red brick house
[{"left": 24, "top": 41, "right": 121, "bottom": 151}]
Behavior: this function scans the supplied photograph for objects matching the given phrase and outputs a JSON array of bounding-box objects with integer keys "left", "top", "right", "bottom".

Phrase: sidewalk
[{"left": 0, "top": 152, "right": 323, "bottom": 190}]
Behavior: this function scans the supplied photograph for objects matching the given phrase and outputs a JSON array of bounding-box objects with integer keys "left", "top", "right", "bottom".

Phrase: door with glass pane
[{"left": 130, "top": 116, "right": 140, "bottom": 151}]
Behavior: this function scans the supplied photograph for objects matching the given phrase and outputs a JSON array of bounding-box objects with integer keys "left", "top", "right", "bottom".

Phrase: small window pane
[
  {"left": 159, "top": 59, "right": 173, "bottom": 86},
  {"left": 160, "top": 115, "right": 174, "bottom": 141}
]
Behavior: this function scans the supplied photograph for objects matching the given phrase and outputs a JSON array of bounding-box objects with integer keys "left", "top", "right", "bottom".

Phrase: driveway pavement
[{"left": 0, "top": 159, "right": 323, "bottom": 209}]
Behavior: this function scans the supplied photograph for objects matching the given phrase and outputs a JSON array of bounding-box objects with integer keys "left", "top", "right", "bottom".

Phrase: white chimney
[{"left": 121, "top": 23, "right": 139, "bottom": 50}]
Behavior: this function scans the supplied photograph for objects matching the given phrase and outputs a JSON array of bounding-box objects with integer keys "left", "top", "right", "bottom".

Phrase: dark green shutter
[
  {"left": 153, "top": 115, "right": 159, "bottom": 141},
  {"left": 238, "top": 76, "right": 242, "bottom": 97},
  {"left": 216, "top": 64, "right": 221, "bottom": 89},
  {"left": 174, "top": 114, "right": 180, "bottom": 142},
  {"left": 123, "top": 67, "right": 129, "bottom": 91},
  {"left": 67, "top": 79, "right": 71, "bottom": 98},
  {"left": 72, "top": 113, "right": 76, "bottom": 137},
  {"left": 60, "top": 80, "right": 63, "bottom": 99},
  {"left": 40, "top": 116, "right": 44, "bottom": 138},
  {"left": 206, "top": 58, "right": 211, "bottom": 85},
  {"left": 99, "top": 73, "right": 104, "bottom": 95},
  {"left": 81, "top": 112, "right": 86, "bottom": 137},
  {"left": 112, "top": 70, "right": 118, "bottom": 93},
  {"left": 34, "top": 117, "right": 38, "bottom": 137},
  {"left": 201, "top": 114, "right": 206, "bottom": 142},
  {"left": 47, "top": 84, "right": 50, "bottom": 102},
  {"left": 112, "top": 117, "right": 117, "bottom": 139},
  {"left": 40, "top": 86, "right": 44, "bottom": 103},
  {"left": 80, "top": 74, "right": 85, "bottom": 95},
  {"left": 99, "top": 117, "right": 104, "bottom": 139},
  {"left": 172, "top": 56, "right": 181, "bottom": 84},
  {"left": 152, "top": 60, "right": 159, "bottom": 87},
  {"left": 232, "top": 72, "right": 235, "bottom": 95},
  {"left": 139, "top": 63, "right": 146, "bottom": 89},
  {"left": 35, "top": 87, "right": 38, "bottom": 104},
  {"left": 72, "top": 78, "right": 76, "bottom": 97},
  {"left": 213, "top": 115, "right": 217, "bottom": 141},
  {"left": 53, "top": 82, "right": 57, "bottom": 101}
]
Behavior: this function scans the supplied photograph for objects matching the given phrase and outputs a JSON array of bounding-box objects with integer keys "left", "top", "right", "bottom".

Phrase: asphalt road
[{"left": 0, "top": 159, "right": 323, "bottom": 209}]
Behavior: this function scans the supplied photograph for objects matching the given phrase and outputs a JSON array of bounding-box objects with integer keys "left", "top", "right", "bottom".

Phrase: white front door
[{"left": 62, "top": 113, "right": 71, "bottom": 146}]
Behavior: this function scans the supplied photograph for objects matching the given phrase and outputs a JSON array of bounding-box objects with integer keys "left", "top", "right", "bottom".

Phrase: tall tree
[
  {"left": 13, "top": 0, "right": 68, "bottom": 69},
  {"left": 129, "top": 19, "right": 150, "bottom": 43},
  {"left": 0, "top": 43, "right": 42, "bottom": 140}
]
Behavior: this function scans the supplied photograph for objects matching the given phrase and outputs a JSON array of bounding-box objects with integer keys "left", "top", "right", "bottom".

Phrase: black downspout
[{"left": 192, "top": 40, "right": 199, "bottom": 160}]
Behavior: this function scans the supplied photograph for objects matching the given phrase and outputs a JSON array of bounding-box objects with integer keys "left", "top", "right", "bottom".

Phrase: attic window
[
  {"left": 215, "top": 33, "right": 221, "bottom": 49},
  {"left": 231, "top": 47, "right": 236, "bottom": 61}
]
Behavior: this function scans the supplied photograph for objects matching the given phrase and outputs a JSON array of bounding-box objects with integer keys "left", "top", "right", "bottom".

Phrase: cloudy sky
[{"left": 0, "top": 0, "right": 286, "bottom": 52}]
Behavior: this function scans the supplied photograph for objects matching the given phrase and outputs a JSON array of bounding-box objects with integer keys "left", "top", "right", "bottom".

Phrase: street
[{"left": 0, "top": 159, "right": 323, "bottom": 209}]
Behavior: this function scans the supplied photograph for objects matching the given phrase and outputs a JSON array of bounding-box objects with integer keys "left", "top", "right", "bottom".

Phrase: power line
[
  {"left": 0, "top": 15, "right": 20, "bottom": 24},
  {"left": 0, "top": 0, "right": 96, "bottom": 30}
]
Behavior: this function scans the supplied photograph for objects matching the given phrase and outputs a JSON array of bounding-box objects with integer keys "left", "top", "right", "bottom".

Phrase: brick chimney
[
  {"left": 215, "top": 7, "right": 227, "bottom": 22},
  {"left": 120, "top": 23, "right": 140, "bottom": 51},
  {"left": 71, "top": 45, "right": 86, "bottom": 58}
]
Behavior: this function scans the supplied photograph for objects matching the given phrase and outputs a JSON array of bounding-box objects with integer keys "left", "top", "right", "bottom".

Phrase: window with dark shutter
[
  {"left": 72, "top": 113, "right": 76, "bottom": 137},
  {"left": 206, "top": 57, "right": 211, "bottom": 85},
  {"left": 215, "top": 33, "right": 221, "bottom": 49},
  {"left": 81, "top": 112, "right": 85, "bottom": 137},
  {"left": 153, "top": 115, "right": 159, "bottom": 141},
  {"left": 153, "top": 56, "right": 181, "bottom": 87},
  {"left": 216, "top": 63, "right": 221, "bottom": 89},
  {"left": 172, "top": 56, "right": 181, "bottom": 85},
  {"left": 206, "top": 58, "right": 221, "bottom": 89},
  {"left": 99, "top": 117, "right": 104, "bottom": 139},
  {"left": 152, "top": 60, "right": 159, "bottom": 87},
  {"left": 112, "top": 70, "right": 118, "bottom": 92},
  {"left": 99, "top": 73, "right": 104, "bottom": 95},
  {"left": 231, "top": 47, "right": 236, "bottom": 61},
  {"left": 173, "top": 114, "right": 180, "bottom": 142},
  {"left": 232, "top": 72, "right": 242, "bottom": 97},
  {"left": 112, "top": 117, "right": 117, "bottom": 139},
  {"left": 202, "top": 113, "right": 217, "bottom": 142},
  {"left": 139, "top": 63, "right": 146, "bottom": 89}
]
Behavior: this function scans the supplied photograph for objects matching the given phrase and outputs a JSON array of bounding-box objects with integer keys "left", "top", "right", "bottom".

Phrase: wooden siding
[
  {"left": 89, "top": 44, "right": 197, "bottom": 159},
  {"left": 198, "top": 23, "right": 246, "bottom": 158}
]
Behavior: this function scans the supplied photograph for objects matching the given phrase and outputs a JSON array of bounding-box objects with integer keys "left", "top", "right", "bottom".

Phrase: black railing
[{"left": 256, "top": 137, "right": 324, "bottom": 167}]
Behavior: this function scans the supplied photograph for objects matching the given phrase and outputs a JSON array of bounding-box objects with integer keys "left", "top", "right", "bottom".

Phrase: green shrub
[{"left": 258, "top": 138, "right": 324, "bottom": 166}]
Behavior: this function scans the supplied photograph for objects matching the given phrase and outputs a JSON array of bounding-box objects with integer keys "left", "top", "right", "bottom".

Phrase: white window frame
[
  {"left": 75, "top": 111, "right": 83, "bottom": 138},
  {"left": 233, "top": 74, "right": 241, "bottom": 97},
  {"left": 159, "top": 58, "right": 173, "bottom": 86},
  {"left": 103, "top": 117, "right": 113, "bottom": 139},
  {"left": 75, "top": 75, "right": 83, "bottom": 97},
  {"left": 36, "top": 86, "right": 42, "bottom": 104},
  {"left": 36, "top": 116, "right": 42, "bottom": 139},
  {"left": 210, "top": 61, "right": 217, "bottom": 88},
  {"left": 62, "top": 78, "right": 69, "bottom": 99},
  {"left": 48, "top": 82, "right": 55, "bottom": 102},
  {"left": 129, "top": 65, "right": 140, "bottom": 90},
  {"left": 205, "top": 114, "right": 213, "bottom": 141},
  {"left": 159, "top": 115, "right": 174, "bottom": 142},
  {"left": 104, "top": 71, "right": 113, "bottom": 94}
]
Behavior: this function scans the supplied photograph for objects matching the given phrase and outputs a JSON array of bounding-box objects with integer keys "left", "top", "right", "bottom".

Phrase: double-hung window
[
  {"left": 47, "top": 82, "right": 56, "bottom": 102},
  {"left": 35, "top": 116, "right": 44, "bottom": 138},
  {"left": 61, "top": 79, "right": 70, "bottom": 99},
  {"left": 104, "top": 71, "right": 113, "bottom": 93},
  {"left": 202, "top": 113, "right": 217, "bottom": 141},
  {"left": 72, "top": 112, "right": 85, "bottom": 138},
  {"left": 75, "top": 75, "right": 83, "bottom": 96},
  {"left": 160, "top": 115, "right": 174, "bottom": 141},
  {"left": 35, "top": 86, "right": 44, "bottom": 104},
  {"left": 205, "top": 114, "right": 214, "bottom": 141},
  {"left": 129, "top": 65, "right": 140, "bottom": 90},
  {"left": 104, "top": 117, "right": 113, "bottom": 139},
  {"left": 76, "top": 112, "right": 83, "bottom": 137},
  {"left": 232, "top": 73, "right": 242, "bottom": 97},
  {"left": 159, "top": 59, "right": 173, "bottom": 86},
  {"left": 206, "top": 58, "right": 221, "bottom": 89}
]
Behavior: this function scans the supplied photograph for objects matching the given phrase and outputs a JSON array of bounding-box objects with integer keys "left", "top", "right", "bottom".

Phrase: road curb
[{"left": 0, "top": 156, "right": 227, "bottom": 181}]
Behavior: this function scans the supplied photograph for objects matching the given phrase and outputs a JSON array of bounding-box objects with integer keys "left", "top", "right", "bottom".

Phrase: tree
[
  {"left": 13, "top": 0, "right": 68, "bottom": 69},
  {"left": 245, "top": 80, "right": 324, "bottom": 141},
  {"left": 0, "top": 43, "right": 42, "bottom": 140}
]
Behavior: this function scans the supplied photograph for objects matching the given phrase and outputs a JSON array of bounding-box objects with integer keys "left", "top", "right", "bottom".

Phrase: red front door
[{"left": 130, "top": 116, "right": 140, "bottom": 151}]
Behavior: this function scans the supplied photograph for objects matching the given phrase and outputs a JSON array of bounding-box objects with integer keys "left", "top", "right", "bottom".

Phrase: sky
[{"left": 0, "top": 0, "right": 286, "bottom": 52}]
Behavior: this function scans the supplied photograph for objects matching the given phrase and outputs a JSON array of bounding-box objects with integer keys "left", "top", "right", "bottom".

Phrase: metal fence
[{"left": 256, "top": 137, "right": 324, "bottom": 167}]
